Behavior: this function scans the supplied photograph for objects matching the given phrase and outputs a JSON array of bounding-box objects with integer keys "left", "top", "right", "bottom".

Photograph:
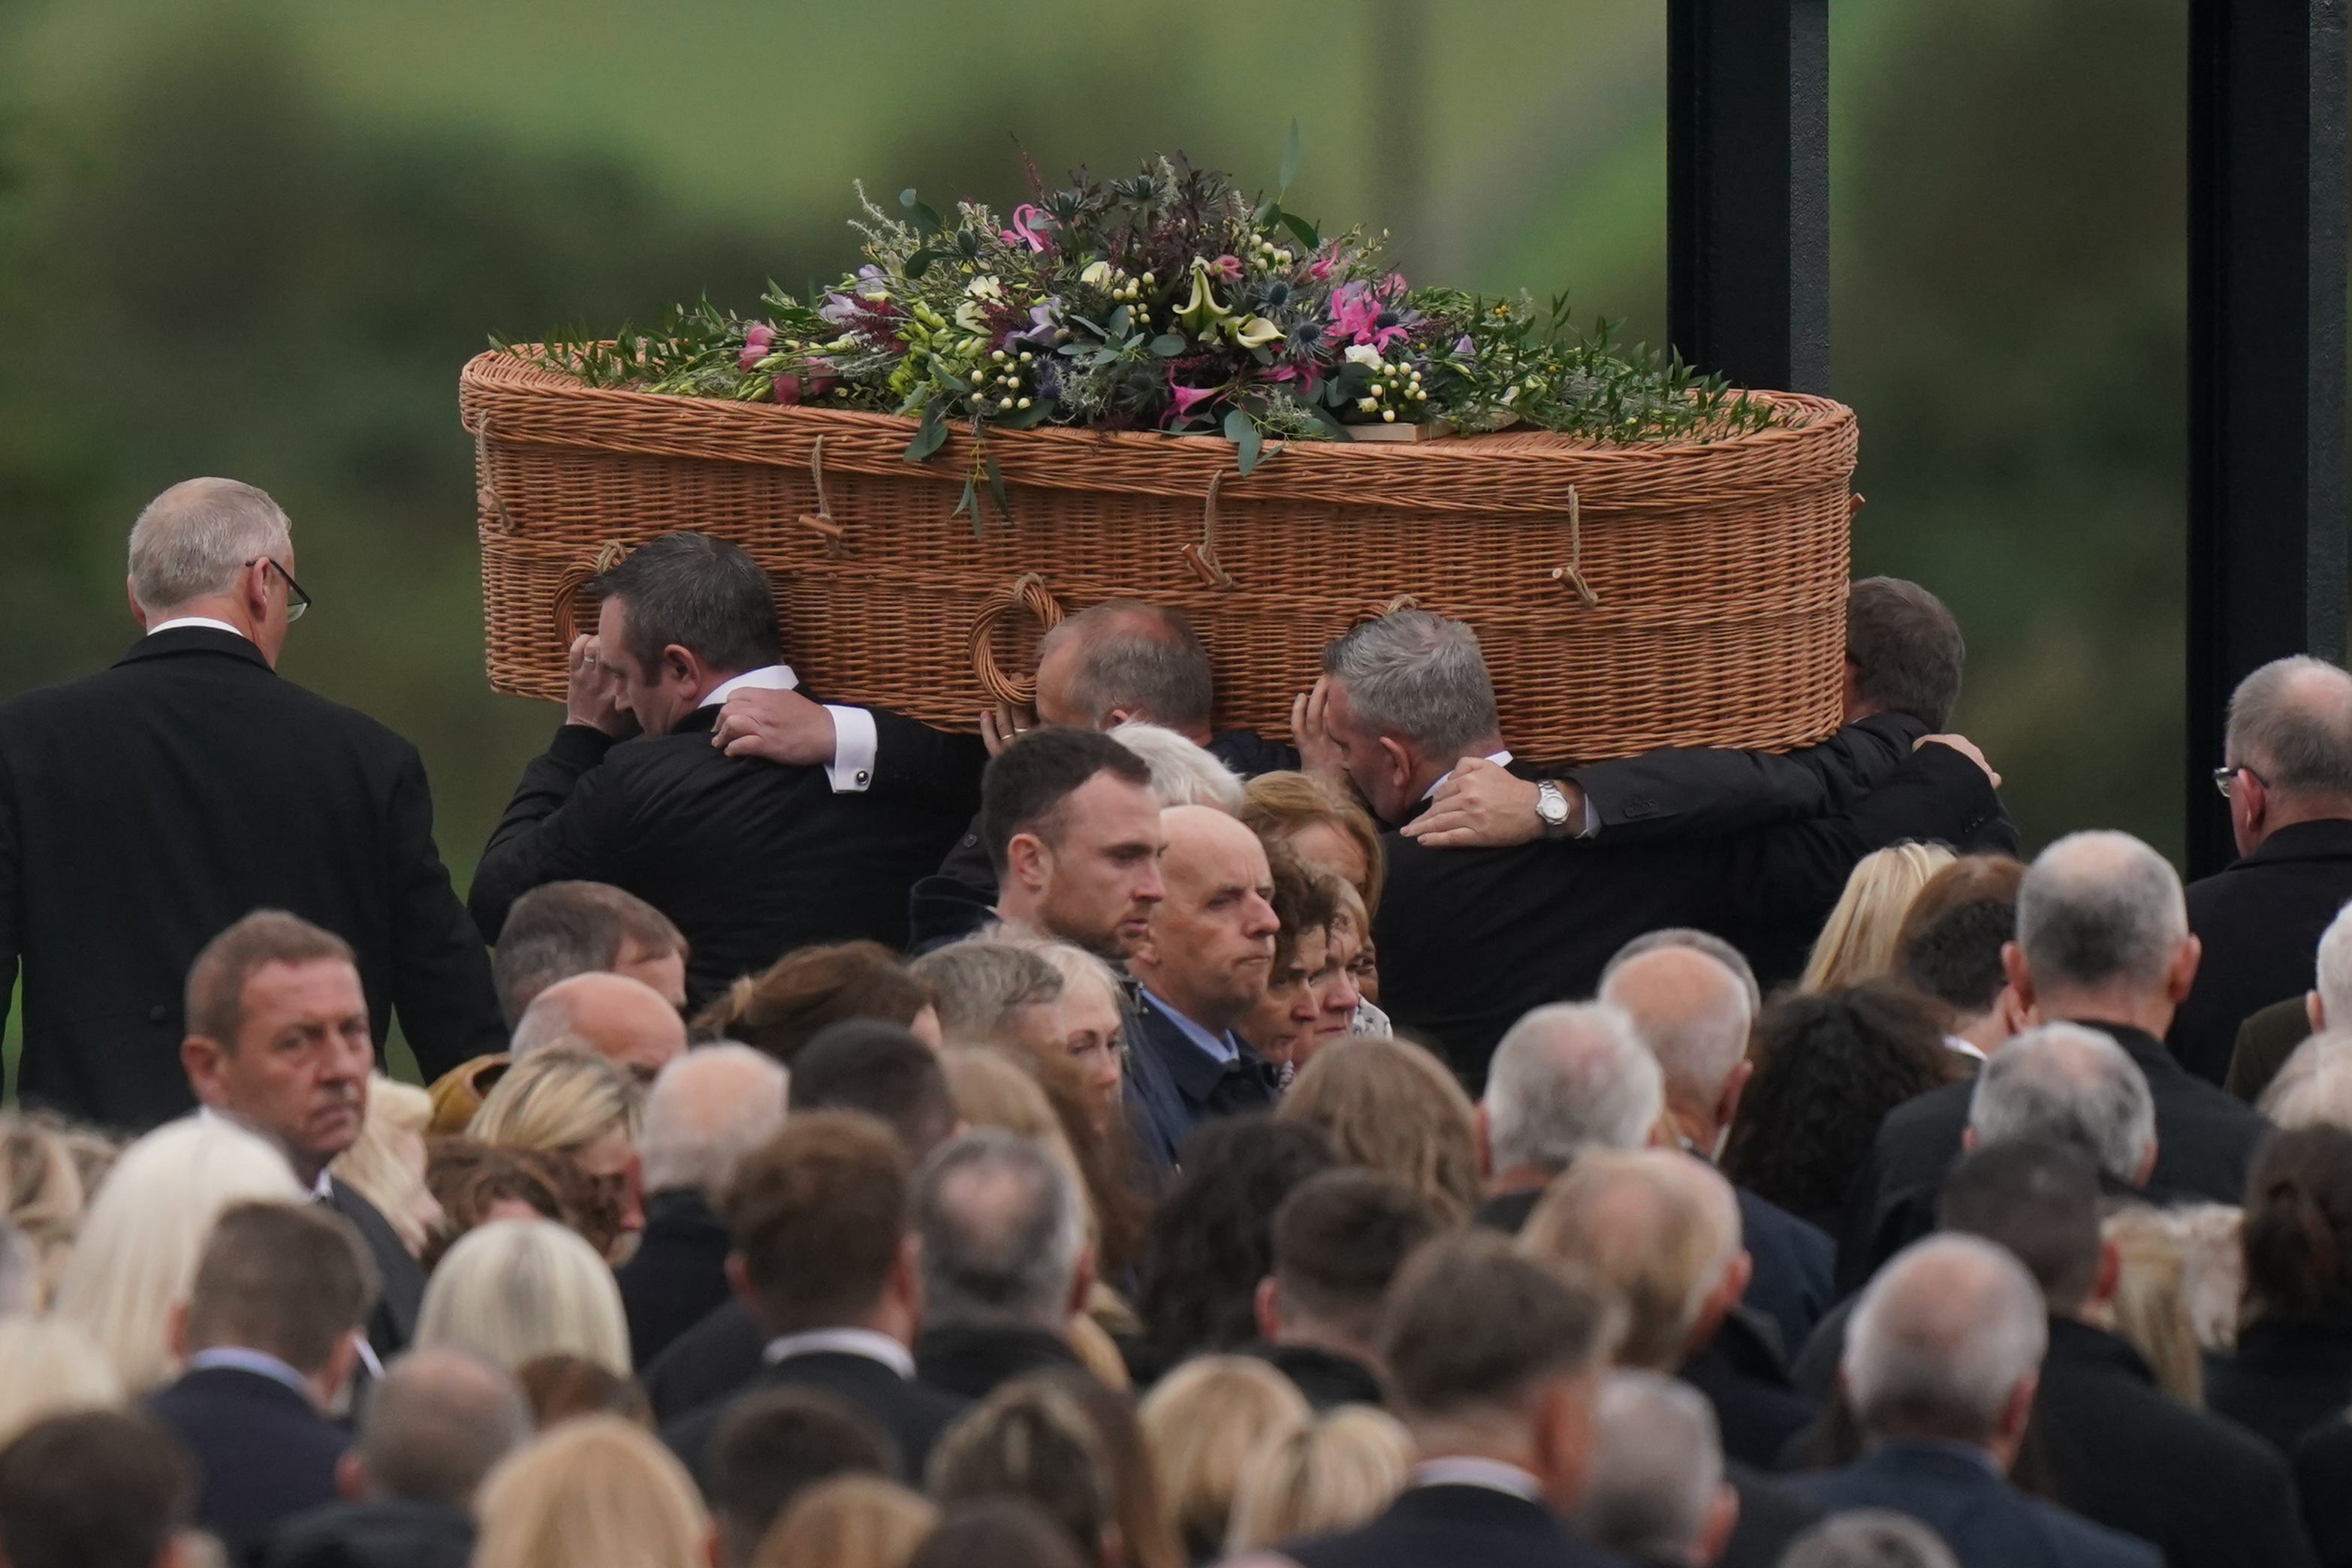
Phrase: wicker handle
[
  {"left": 1181, "top": 472, "right": 1240, "bottom": 589},
  {"left": 798, "top": 434, "right": 849, "bottom": 554},
  {"left": 476, "top": 429, "right": 520, "bottom": 535},
  {"left": 1547, "top": 486, "right": 1600, "bottom": 607},
  {"left": 551, "top": 541, "right": 630, "bottom": 648},
  {"left": 968, "top": 573, "right": 1065, "bottom": 705}
]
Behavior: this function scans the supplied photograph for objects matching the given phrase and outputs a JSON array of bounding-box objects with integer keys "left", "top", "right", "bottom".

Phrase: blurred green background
[{"left": 0, "top": 0, "right": 2221, "bottom": 954}]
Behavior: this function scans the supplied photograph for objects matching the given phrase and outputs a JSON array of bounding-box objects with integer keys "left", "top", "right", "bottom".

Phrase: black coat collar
[
  {"left": 2044, "top": 1314, "right": 2157, "bottom": 1385},
  {"left": 114, "top": 626, "right": 271, "bottom": 671},
  {"left": 2232, "top": 818, "right": 2352, "bottom": 869}
]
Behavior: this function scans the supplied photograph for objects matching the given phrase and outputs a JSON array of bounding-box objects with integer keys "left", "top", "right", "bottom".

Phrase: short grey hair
[
  {"left": 2016, "top": 831, "right": 2188, "bottom": 994},
  {"left": 1599, "top": 945, "right": 1755, "bottom": 1109},
  {"left": 1110, "top": 722, "right": 1245, "bottom": 813},
  {"left": 1578, "top": 1372, "right": 1724, "bottom": 1567},
  {"left": 1484, "top": 1003, "right": 1664, "bottom": 1173},
  {"left": 909, "top": 941, "right": 1063, "bottom": 1044},
  {"left": 638, "top": 1044, "right": 789, "bottom": 1196},
  {"left": 1039, "top": 600, "right": 1215, "bottom": 731},
  {"left": 1781, "top": 1512, "right": 1961, "bottom": 1568},
  {"left": 2260, "top": 1029, "right": 2352, "bottom": 1131},
  {"left": 1968, "top": 1023, "right": 2157, "bottom": 1184},
  {"left": 1320, "top": 610, "right": 1500, "bottom": 758},
  {"left": 912, "top": 1129, "right": 1085, "bottom": 1330},
  {"left": 127, "top": 478, "right": 293, "bottom": 611},
  {"left": 1601, "top": 928, "right": 1763, "bottom": 1015},
  {"left": 2226, "top": 655, "right": 2352, "bottom": 798},
  {"left": 360, "top": 1347, "right": 532, "bottom": 1509},
  {"left": 2317, "top": 902, "right": 2352, "bottom": 1026},
  {"left": 1843, "top": 1235, "right": 2048, "bottom": 1446}
]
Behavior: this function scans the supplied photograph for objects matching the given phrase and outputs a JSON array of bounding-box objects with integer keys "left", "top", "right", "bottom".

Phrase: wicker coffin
[{"left": 462, "top": 351, "right": 1857, "bottom": 765}]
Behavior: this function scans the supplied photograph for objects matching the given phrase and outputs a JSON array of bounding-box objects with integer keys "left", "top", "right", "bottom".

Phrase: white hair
[
  {"left": 1843, "top": 1235, "right": 2047, "bottom": 1446},
  {"left": 1578, "top": 1371, "right": 1724, "bottom": 1566},
  {"left": 0, "top": 1318, "right": 123, "bottom": 1449},
  {"left": 1599, "top": 945, "right": 1754, "bottom": 1108},
  {"left": 417, "top": 1219, "right": 631, "bottom": 1375},
  {"left": 127, "top": 478, "right": 293, "bottom": 611},
  {"left": 1781, "top": 1512, "right": 1961, "bottom": 1568},
  {"left": 1109, "top": 721, "right": 1245, "bottom": 813},
  {"left": 2260, "top": 1028, "right": 2352, "bottom": 1132},
  {"left": 2226, "top": 655, "right": 2352, "bottom": 798},
  {"left": 50, "top": 1117, "right": 306, "bottom": 1393},
  {"left": 1484, "top": 1003, "right": 1664, "bottom": 1173},
  {"left": 2317, "top": 902, "right": 2352, "bottom": 1026},
  {"left": 2017, "top": 831, "right": 2188, "bottom": 994},
  {"left": 638, "top": 1044, "right": 789, "bottom": 1196},
  {"left": 1968, "top": 1023, "right": 2157, "bottom": 1183}
]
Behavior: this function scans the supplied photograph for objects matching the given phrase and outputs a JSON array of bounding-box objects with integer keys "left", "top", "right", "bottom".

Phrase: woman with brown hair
[
  {"left": 2209, "top": 1124, "right": 2352, "bottom": 1450},
  {"left": 693, "top": 939, "right": 940, "bottom": 1063},
  {"left": 1239, "top": 771, "right": 1386, "bottom": 915},
  {"left": 1276, "top": 1037, "right": 1484, "bottom": 1226}
]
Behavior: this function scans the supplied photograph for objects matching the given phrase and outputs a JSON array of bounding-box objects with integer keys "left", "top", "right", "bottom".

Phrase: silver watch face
[{"left": 1536, "top": 783, "right": 1569, "bottom": 825}]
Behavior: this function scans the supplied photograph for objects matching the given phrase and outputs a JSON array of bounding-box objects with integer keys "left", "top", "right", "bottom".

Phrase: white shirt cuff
[{"left": 825, "top": 705, "right": 878, "bottom": 793}]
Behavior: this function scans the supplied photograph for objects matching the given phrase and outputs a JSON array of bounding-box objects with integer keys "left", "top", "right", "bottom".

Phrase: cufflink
[{"left": 855, "top": 769, "right": 871, "bottom": 786}]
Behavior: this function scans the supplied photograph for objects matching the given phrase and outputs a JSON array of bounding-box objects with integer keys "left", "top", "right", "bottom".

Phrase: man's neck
[
  {"left": 1133, "top": 973, "right": 1242, "bottom": 1036},
  {"left": 1488, "top": 1164, "right": 1559, "bottom": 1198},
  {"left": 1407, "top": 733, "right": 1506, "bottom": 803},
  {"left": 2254, "top": 795, "right": 2352, "bottom": 843},
  {"left": 1276, "top": 1318, "right": 1380, "bottom": 1370},
  {"left": 2043, "top": 994, "right": 2173, "bottom": 1041}
]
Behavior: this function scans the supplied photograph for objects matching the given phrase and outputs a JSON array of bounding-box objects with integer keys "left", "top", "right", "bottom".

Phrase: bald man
[
  {"left": 1125, "top": 804, "right": 1283, "bottom": 1151},
  {"left": 0, "top": 478, "right": 502, "bottom": 1128},
  {"left": 510, "top": 971, "right": 687, "bottom": 1084}
]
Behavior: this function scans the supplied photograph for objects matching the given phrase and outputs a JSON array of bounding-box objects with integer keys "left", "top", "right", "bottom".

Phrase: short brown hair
[
  {"left": 1894, "top": 855, "right": 2026, "bottom": 1019},
  {"left": 711, "top": 1388, "right": 894, "bottom": 1567},
  {"left": 1265, "top": 843, "right": 1343, "bottom": 972},
  {"left": 1381, "top": 1232, "right": 1618, "bottom": 1421},
  {"left": 694, "top": 942, "right": 933, "bottom": 1066},
  {"left": 1271, "top": 1169, "right": 1441, "bottom": 1342},
  {"left": 722, "top": 1111, "right": 910, "bottom": 1334},
  {"left": 0, "top": 1411, "right": 191, "bottom": 1568},
  {"left": 185, "top": 910, "right": 354, "bottom": 1045},
  {"left": 421, "top": 1138, "right": 583, "bottom": 1271},
  {"left": 1846, "top": 577, "right": 1966, "bottom": 732},
  {"left": 1241, "top": 771, "right": 1387, "bottom": 915},
  {"left": 493, "top": 882, "right": 687, "bottom": 1025},
  {"left": 186, "top": 1201, "right": 380, "bottom": 1375}
]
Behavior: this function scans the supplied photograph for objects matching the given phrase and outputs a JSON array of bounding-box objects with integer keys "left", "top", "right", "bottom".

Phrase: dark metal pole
[
  {"left": 2186, "top": 0, "right": 2348, "bottom": 877},
  {"left": 1666, "top": 0, "right": 1831, "bottom": 394}
]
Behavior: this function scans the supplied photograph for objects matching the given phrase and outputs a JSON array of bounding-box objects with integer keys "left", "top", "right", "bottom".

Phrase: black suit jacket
[
  {"left": 1378, "top": 742, "right": 2008, "bottom": 1093},
  {"left": 1286, "top": 1482, "right": 1635, "bottom": 1568},
  {"left": 616, "top": 1188, "right": 734, "bottom": 1373},
  {"left": 2173, "top": 819, "right": 2352, "bottom": 1084},
  {"left": 1567, "top": 712, "right": 1925, "bottom": 843},
  {"left": 2227, "top": 995, "right": 2313, "bottom": 1104},
  {"left": 2208, "top": 1319, "right": 2352, "bottom": 1455},
  {"left": 261, "top": 1499, "right": 474, "bottom": 1568},
  {"left": 1782, "top": 1443, "right": 2161, "bottom": 1568},
  {"left": 912, "top": 1322, "right": 1081, "bottom": 1401},
  {"left": 1681, "top": 1323, "right": 1816, "bottom": 1471},
  {"left": 2291, "top": 1417, "right": 2352, "bottom": 1568},
  {"left": 147, "top": 1364, "right": 350, "bottom": 1563},
  {"left": 1247, "top": 1340, "right": 1386, "bottom": 1410},
  {"left": 644, "top": 1298, "right": 766, "bottom": 1424},
  {"left": 2034, "top": 1316, "right": 2317, "bottom": 1568},
  {"left": 470, "top": 705, "right": 982, "bottom": 1009},
  {"left": 0, "top": 629, "right": 500, "bottom": 1128},
  {"left": 323, "top": 1178, "right": 422, "bottom": 1364},
  {"left": 1720, "top": 1463, "right": 1822, "bottom": 1568},
  {"left": 663, "top": 1349, "right": 967, "bottom": 1489}
]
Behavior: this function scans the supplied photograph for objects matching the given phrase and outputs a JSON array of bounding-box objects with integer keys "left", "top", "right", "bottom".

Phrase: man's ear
[
  {"left": 335, "top": 1449, "right": 366, "bottom": 1503},
  {"left": 1715, "top": 1059, "right": 1754, "bottom": 1144},
  {"left": 2001, "top": 942, "right": 2039, "bottom": 1020},
  {"left": 240, "top": 556, "right": 274, "bottom": 623},
  {"left": 894, "top": 1232, "right": 923, "bottom": 1318},
  {"left": 2167, "top": 935, "right": 2204, "bottom": 1005},
  {"left": 166, "top": 1300, "right": 191, "bottom": 1364},
  {"left": 1375, "top": 735, "right": 1415, "bottom": 791},
  {"left": 2091, "top": 1238, "right": 2123, "bottom": 1311},
  {"left": 2311, "top": 990, "right": 2329, "bottom": 1033},
  {"left": 2134, "top": 1134, "right": 2161, "bottom": 1190},
  {"left": 1473, "top": 1102, "right": 1494, "bottom": 1178},
  {"left": 1700, "top": 1484, "right": 1741, "bottom": 1568},
  {"left": 1006, "top": 830, "right": 1051, "bottom": 894},
  {"left": 1960, "top": 1126, "right": 1982, "bottom": 1154},
  {"left": 1103, "top": 705, "right": 1138, "bottom": 729},
  {"left": 1067, "top": 1242, "right": 1097, "bottom": 1320},
  {"left": 179, "top": 1036, "right": 226, "bottom": 1105},
  {"left": 724, "top": 1252, "right": 757, "bottom": 1310},
  {"left": 126, "top": 577, "right": 152, "bottom": 630},
  {"left": 660, "top": 644, "right": 701, "bottom": 689},
  {"left": 1254, "top": 1276, "right": 1283, "bottom": 1343}
]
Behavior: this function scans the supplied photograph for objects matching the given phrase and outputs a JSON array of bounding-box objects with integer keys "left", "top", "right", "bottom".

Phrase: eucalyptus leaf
[
  {"left": 1107, "top": 305, "right": 1131, "bottom": 339},
  {"left": 904, "top": 414, "right": 950, "bottom": 463},
  {"left": 984, "top": 454, "right": 1013, "bottom": 524},
  {"left": 1275, "top": 210, "right": 1319, "bottom": 250},
  {"left": 1279, "top": 118, "right": 1302, "bottom": 193},
  {"left": 1150, "top": 333, "right": 1187, "bottom": 358},
  {"left": 1236, "top": 424, "right": 1264, "bottom": 476}
]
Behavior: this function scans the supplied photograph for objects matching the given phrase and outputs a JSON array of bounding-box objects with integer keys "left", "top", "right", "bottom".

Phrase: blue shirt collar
[
  {"left": 185, "top": 1346, "right": 314, "bottom": 1401},
  {"left": 1138, "top": 989, "right": 1239, "bottom": 1064}
]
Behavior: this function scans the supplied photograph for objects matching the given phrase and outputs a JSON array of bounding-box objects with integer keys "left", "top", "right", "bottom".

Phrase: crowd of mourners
[{"left": 7, "top": 478, "right": 2352, "bottom": 1568}]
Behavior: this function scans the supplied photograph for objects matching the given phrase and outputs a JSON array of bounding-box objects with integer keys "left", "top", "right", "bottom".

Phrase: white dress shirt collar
[
  {"left": 1423, "top": 749, "right": 1515, "bottom": 801},
  {"left": 761, "top": 1327, "right": 915, "bottom": 1380},
  {"left": 1410, "top": 1456, "right": 1548, "bottom": 1503},
  {"left": 701, "top": 663, "right": 801, "bottom": 708},
  {"left": 146, "top": 616, "right": 249, "bottom": 641},
  {"left": 1944, "top": 1033, "right": 1989, "bottom": 1063}
]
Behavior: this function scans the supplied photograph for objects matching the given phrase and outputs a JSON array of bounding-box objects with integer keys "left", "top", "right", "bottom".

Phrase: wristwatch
[{"left": 1535, "top": 779, "right": 1573, "bottom": 840}]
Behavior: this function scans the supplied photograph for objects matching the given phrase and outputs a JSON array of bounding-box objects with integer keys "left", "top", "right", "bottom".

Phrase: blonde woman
[
  {"left": 1138, "top": 1355, "right": 1313, "bottom": 1563},
  {"left": 2097, "top": 1205, "right": 2208, "bottom": 1406},
  {"left": 0, "top": 1112, "right": 110, "bottom": 1305},
  {"left": 0, "top": 1317, "right": 123, "bottom": 1445},
  {"left": 1277, "top": 1037, "right": 1485, "bottom": 1226},
  {"left": 1799, "top": 842, "right": 1958, "bottom": 994},
  {"left": 1226, "top": 1405, "right": 1414, "bottom": 1553},
  {"left": 469, "top": 1048, "right": 644, "bottom": 1257},
  {"left": 416, "top": 1217, "right": 632, "bottom": 1375},
  {"left": 330, "top": 1076, "right": 442, "bottom": 1258},
  {"left": 50, "top": 1117, "right": 306, "bottom": 1392},
  {"left": 474, "top": 1414, "right": 708, "bottom": 1568},
  {"left": 752, "top": 1475, "right": 936, "bottom": 1568}
]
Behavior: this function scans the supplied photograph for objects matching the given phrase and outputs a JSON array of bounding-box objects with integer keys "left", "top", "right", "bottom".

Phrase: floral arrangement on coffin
[{"left": 518, "top": 149, "right": 1772, "bottom": 501}]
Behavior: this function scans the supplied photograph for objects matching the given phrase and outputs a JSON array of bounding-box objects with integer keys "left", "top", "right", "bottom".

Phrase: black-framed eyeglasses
[
  {"left": 253, "top": 557, "right": 311, "bottom": 622},
  {"left": 2214, "top": 764, "right": 2266, "bottom": 799}
]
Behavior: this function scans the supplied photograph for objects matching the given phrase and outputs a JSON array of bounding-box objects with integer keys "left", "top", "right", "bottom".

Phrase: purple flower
[
  {"left": 819, "top": 292, "right": 861, "bottom": 325},
  {"left": 1454, "top": 334, "right": 1475, "bottom": 356}
]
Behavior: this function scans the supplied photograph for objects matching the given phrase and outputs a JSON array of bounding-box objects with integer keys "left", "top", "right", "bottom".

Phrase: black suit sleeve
[
  {"left": 467, "top": 724, "right": 626, "bottom": 943},
  {"left": 865, "top": 711, "right": 987, "bottom": 811},
  {"left": 1565, "top": 715, "right": 1922, "bottom": 843},
  {"left": 0, "top": 757, "right": 18, "bottom": 1048},
  {"left": 382, "top": 745, "right": 505, "bottom": 1081}
]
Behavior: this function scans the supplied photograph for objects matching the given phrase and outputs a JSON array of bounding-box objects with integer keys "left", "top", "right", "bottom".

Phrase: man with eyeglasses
[{"left": 0, "top": 477, "right": 505, "bottom": 1129}]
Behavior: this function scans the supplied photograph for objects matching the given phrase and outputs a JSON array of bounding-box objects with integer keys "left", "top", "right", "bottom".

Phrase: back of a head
[
  {"left": 415, "top": 1217, "right": 631, "bottom": 1376},
  {"left": 516, "top": 1352, "right": 653, "bottom": 1428},
  {"left": 1894, "top": 855, "right": 2025, "bottom": 1019},
  {"left": 1968, "top": 1023, "right": 2157, "bottom": 1184},
  {"left": 1846, "top": 577, "right": 1965, "bottom": 731},
  {"left": 1841, "top": 1235, "right": 2048, "bottom": 1446},
  {"left": 712, "top": 1388, "right": 895, "bottom": 1568},
  {"left": 1802, "top": 843, "right": 1958, "bottom": 994},
  {"left": 0, "top": 1410, "right": 191, "bottom": 1568},
  {"left": 1781, "top": 1510, "right": 1962, "bottom": 1568},
  {"left": 493, "top": 882, "right": 685, "bottom": 1027},
  {"left": 1935, "top": 1139, "right": 2105, "bottom": 1314},
  {"left": 2226, "top": 655, "right": 2352, "bottom": 803},
  {"left": 1597, "top": 948, "right": 1753, "bottom": 1110},
  {"left": 908, "top": 942, "right": 1063, "bottom": 1046},
  {"left": 1579, "top": 1371, "right": 1726, "bottom": 1568},
  {"left": 588, "top": 531, "right": 780, "bottom": 678},
  {"left": 1521, "top": 1150, "right": 1740, "bottom": 1370},
  {"left": 755, "top": 1475, "right": 936, "bottom": 1568},
  {"left": 2016, "top": 831, "right": 2188, "bottom": 998},
  {"left": 361, "top": 1347, "right": 531, "bottom": 1509},
  {"left": 1319, "top": 610, "right": 1498, "bottom": 757},
  {"left": 2318, "top": 901, "right": 2352, "bottom": 1029},
  {"left": 1044, "top": 600, "right": 1215, "bottom": 731},
  {"left": 907, "top": 1499, "right": 1088, "bottom": 1568},
  {"left": 474, "top": 1415, "right": 707, "bottom": 1568},
  {"left": 790, "top": 1021, "right": 957, "bottom": 1160},
  {"left": 1225, "top": 1405, "right": 1414, "bottom": 1554},
  {"left": 511, "top": 972, "right": 686, "bottom": 1077},
  {"left": 1139, "top": 1116, "right": 1337, "bottom": 1356},
  {"left": 697, "top": 942, "right": 933, "bottom": 1066},
  {"left": 1278, "top": 1036, "right": 1483, "bottom": 1223},
  {"left": 1110, "top": 721, "right": 1246, "bottom": 812},
  {"left": 126, "top": 477, "right": 291, "bottom": 614},
  {"left": 1600, "top": 929, "right": 1762, "bottom": 1016},
  {"left": 979, "top": 728, "right": 1154, "bottom": 875},
  {"left": 1138, "top": 1355, "right": 1313, "bottom": 1563},
  {"left": 640, "top": 1044, "right": 790, "bottom": 1198},
  {"left": 186, "top": 1201, "right": 379, "bottom": 1377},
  {"left": 2242, "top": 1123, "right": 2352, "bottom": 1322},
  {"left": 1380, "top": 1231, "right": 1619, "bottom": 1425},
  {"left": 913, "top": 1129, "right": 1084, "bottom": 1332},
  {"left": 725, "top": 1111, "right": 910, "bottom": 1337},
  {"left": 1271, "top": 1168, "right": 1443, "bottom": 1346},
  {"left": 932, "top": 1378, "right": 1117, "bottom": 1566},
  {"left": 1485, "top": 1003, "right": 1664, "bottom": 1174},
  {"left": 2260, "top": 1029, "right": 2352, "bottom": 1130},
  {"left": 467, "top": 1048, "right": 638, "bottom": 1156}
]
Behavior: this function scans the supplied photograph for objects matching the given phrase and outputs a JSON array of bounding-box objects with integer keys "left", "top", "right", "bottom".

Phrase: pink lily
[
  {"left": 1168, "top": 383, "right": 1217, "bottom": 424},
  {"left": 1000, "top": 204, "right": 1051, "bottom": 253}
]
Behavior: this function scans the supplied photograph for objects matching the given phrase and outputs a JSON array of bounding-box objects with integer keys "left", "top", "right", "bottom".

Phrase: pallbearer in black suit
[
  {"left": 1281, "top": 1231, "right": 1635, "bottom": 1568},
  {"left": 469, "top": 532, "right": 982, "bottom": 1009},
  {"left": 180, "top": 912, "right": 427, "bottom": 1366},
  {"left": 0, "top": 478, "right": 502, "bottom": 1129}
]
